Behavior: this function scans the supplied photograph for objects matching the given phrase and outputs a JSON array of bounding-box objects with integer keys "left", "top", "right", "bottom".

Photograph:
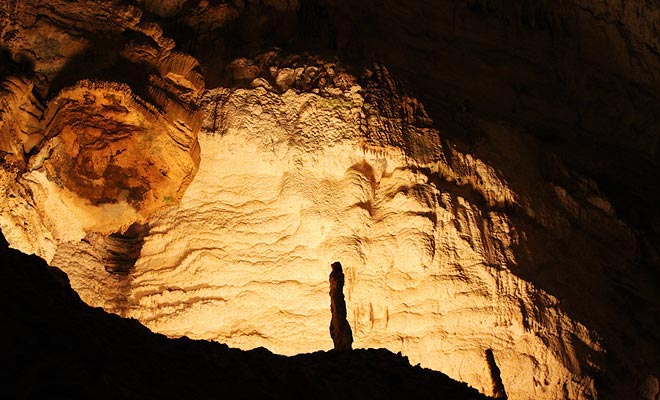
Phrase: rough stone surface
[
  {"left": 46, "top": 84, "right": 601, "bottom": 400},
  {"left": 1, "top": 79, "right": 200, "bottom": 262},
  {"left": 0, "top": 0, "right": 204, "bottom": 261},
  {"left": 1, "top": 2, "right": 660, "bottom": 400}
]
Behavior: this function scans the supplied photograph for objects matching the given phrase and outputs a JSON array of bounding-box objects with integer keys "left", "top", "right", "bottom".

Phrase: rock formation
[
  {"left": 329, "top": 262, "right": 353, "bottom": 351},
  {"left": 485, "top": 349, "right": 507, "bottom": 400},
  {"left": 1, "top": 1, "right": 659, "bottom": 400},
  {"left": 2, "top": 67, "right": 608, "bottom": 399},
  {"left": 0, "top": 0, "right": 203, "bottom": 261}
]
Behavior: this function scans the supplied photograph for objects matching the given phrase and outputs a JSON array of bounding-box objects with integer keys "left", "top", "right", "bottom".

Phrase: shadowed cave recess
[{"left": 1, "top": 1, "right": 659, "bottom": 399}]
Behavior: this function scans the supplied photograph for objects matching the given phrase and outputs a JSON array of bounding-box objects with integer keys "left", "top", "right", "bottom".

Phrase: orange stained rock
[{"left": 36, "top": 80, "right": 199, "bottom": 219}]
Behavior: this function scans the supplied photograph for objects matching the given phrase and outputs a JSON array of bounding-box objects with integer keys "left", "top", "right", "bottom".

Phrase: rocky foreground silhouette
[{"left": 1, "top": 231, "right": 490, "bottom": 400}]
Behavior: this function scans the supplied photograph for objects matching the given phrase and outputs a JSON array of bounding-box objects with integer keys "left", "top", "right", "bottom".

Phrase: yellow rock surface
[{"left": 41, "top": 86, "right": 601, "bottom": 399}]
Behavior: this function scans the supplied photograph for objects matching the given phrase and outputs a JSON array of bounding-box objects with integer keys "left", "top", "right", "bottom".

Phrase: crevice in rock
[
  {"left": 93, "top": 222, "right": 149, "bottom": 316},
  {"left": 101, "top": 222, "right": 149, "bottom": 275}
]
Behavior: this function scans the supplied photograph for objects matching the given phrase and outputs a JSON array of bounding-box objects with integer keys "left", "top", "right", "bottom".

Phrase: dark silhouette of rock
[
  {"left": 485, "top": 349, "right": 507, "bottom": 399},
  {"left": 329, "top": 261, "right": 353, "bottom": 351},
  {"left": 0, "top": 230, "right": 491, "bottom": 400}
]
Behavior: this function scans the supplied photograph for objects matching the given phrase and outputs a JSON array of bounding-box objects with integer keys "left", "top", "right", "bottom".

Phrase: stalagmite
[
  {"left": 329, "top": 262, "right": 353, "bottom": 351},
  {"left": 485, "top": 349, "right": 507, "bottom": 400}
]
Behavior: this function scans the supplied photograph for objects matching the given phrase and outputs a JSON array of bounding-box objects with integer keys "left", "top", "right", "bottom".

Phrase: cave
[{"left": 1, "top": 1, "right": 659, "bottom": 399}]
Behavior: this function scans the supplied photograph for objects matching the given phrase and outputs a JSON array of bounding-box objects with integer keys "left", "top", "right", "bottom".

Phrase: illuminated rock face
[
  {"left": 42, "top": 85, "right": 601, "bottom": 399},
  {"left": 0, "top": 50, "right": 653, "bottom": 400},
  {"left": 0, "top": 0, "right": 203, "bottom": 260},
  {"left": 36, "top": 81, "right": 197, "bottom": 223},
  {"left": 2, "top": 1, "right": 660, "bottom": 400},
  {"left": 0, "top": 71, "right": 651, "bottom": 399},
  {"left": 0, "top": 80, "right": 200, "bottom": 262}
]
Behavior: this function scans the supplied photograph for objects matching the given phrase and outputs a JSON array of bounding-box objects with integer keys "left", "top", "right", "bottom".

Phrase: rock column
[
  {"left": 329, "top": 261, "right": 353, "bottom": 351},
  {"left": 485, "top": 348, "right": 507, "bottom": 399}
]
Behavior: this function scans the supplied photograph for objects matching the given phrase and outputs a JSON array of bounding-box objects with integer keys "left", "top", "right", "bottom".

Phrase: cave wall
[{"left": 1, "top": 1, "right": 659, "bottom": 399}]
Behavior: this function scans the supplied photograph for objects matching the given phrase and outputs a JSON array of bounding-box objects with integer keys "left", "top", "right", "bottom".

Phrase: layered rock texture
[
  {"left": 1, "top": 0, "right": 203, "bottom": 259},
  {"left": 1, "top": 1, "right": 659, "bottom": 400}
]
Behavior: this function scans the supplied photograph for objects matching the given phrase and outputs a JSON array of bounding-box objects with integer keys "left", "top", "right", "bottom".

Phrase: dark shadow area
[
  {"left": 45, "top": 30, "right": 161, "bottom": 106},
  {"left": 0, "top": 46, "right": 35, "bottom": 79},
  {"left": 152, "top": 0, "right": 360, "bottom": 88},
  {"left": 103, "top": 222, "right": 149, "bottom": 275}
]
